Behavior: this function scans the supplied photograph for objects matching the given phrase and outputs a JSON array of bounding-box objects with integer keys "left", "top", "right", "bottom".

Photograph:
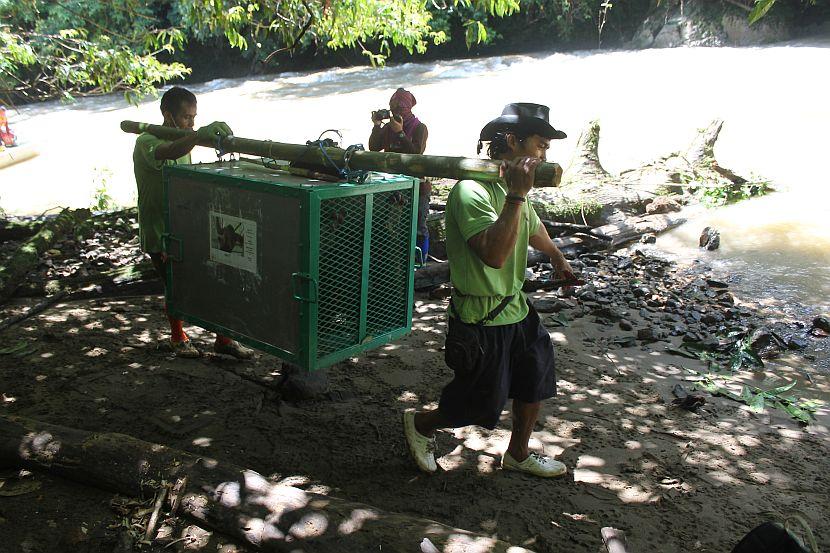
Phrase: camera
[{"left": 372, "top": 109, "right": 391, "bottom": 120}]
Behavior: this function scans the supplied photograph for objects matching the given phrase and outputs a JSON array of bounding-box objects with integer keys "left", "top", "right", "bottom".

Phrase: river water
[{"left": 2, "top": 38, "right": 829, "bottom": 338}]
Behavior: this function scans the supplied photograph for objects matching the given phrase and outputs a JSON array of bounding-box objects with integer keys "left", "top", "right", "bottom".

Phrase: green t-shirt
[
  {"left": 445, "top": 179, "right": 541, "bottom": 326},
  {"left": 132, "top": 132, "right": 191, "bottom": 253}
]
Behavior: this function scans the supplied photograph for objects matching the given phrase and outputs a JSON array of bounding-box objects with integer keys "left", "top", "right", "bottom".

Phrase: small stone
[
  {"left": 619, "top": 319, "right": 634, "bottom": 331},
  {"left": 812, "top": 316, "right": 830, "bottom": 334},
  {"left": 533, "top": 298, "right": 566, "bottom": 313},
  {"left": 633, "top": 286, "right": 650, "bottom": 298},
  {"left": 613, "top": 336, "right": 638, "bottom": 348},
  {"left": 428, "top": 283, "right": 453, "bottom": 300},
  {"left": 578, "top": 292, "right": 598, "bottom": 303},
  {"left": 701, "top": 313, "right": 724, "bottom": 325},
  {"left": 699, "top": 226, "right": 721, "bottom": 251},
  {"left": 646, "top": 197, "right": 682, "bottom": 215},
  {"left": 638, "top": 327, "right": 667, "bottom": 342},
  {"left": 640, "top": 233, "right": 657, "bottom": 244},
  {"left": 787, "top": 336, "right": 808, "bottom": 350}
]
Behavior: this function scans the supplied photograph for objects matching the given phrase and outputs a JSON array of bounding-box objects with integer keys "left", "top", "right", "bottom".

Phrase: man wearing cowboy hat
[{"left": 403, "top": 103, "right": 576, "bottom": 478}]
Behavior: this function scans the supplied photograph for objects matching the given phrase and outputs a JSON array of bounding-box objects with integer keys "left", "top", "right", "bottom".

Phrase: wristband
[{"left": 505, "top": 195, "right": 526, "bottom": 204}]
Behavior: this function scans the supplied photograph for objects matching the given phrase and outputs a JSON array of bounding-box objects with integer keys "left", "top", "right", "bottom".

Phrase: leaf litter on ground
[{"left": 691, "top": 370, "right": 821, "bottom": 425}]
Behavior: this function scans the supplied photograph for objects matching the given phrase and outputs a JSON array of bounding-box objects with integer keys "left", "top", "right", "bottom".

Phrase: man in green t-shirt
[
  {"left": 133, "top": 86, "right": 252, "bottom": 359},
  {"left": 404, "top": 103, "right": 577, "bottom": 478}
]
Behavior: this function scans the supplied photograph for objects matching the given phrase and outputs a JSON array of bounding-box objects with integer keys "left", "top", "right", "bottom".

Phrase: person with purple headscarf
[{"left": 369, "top": 88, "right": 431, "bottom": 261}]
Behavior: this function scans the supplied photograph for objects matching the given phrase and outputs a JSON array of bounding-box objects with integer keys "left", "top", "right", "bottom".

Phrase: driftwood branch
[{"left": 0, "top": 291, "right": 66, "bottom": 333}]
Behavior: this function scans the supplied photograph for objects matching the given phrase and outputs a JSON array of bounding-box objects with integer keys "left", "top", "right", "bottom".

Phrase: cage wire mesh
[{"left": 317, "top": 195, "right": 367, "bottom": 357}]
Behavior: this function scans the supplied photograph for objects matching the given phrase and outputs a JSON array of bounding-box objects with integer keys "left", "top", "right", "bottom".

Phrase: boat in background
[{"left": 0, "top": 143, "right": 39, "bottom": 169}]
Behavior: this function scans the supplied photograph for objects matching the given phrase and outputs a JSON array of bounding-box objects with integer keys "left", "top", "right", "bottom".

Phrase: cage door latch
[{"left": 291, "top": 272, "right": 318, "bottom": 303}]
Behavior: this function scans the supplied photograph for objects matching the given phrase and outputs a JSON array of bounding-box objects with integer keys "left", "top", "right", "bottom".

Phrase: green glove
[{"left": 196, "top": 121, "right": 233, "bottom": 141}]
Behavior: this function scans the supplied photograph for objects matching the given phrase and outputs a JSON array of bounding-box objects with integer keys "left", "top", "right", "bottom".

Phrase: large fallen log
[
  {"left": 0, "top": 208, "right": 89, "bottom": 303},
  {"left": 121, "top": 120, "right": 563, "bottom": 188},
  {"left": 0, "top": 415, "right": 533, "bottom": 553},
  {"left": 0, "top": 219, "right": 41, "bottom": 243},
  {"left": 13, "top": 260, "right": 160, "bottom": 300},
  {"left": 592, "top": 210, "right": 690, "bottom": 248}
]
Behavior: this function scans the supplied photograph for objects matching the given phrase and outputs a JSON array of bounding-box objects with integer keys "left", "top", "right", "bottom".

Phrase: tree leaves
[
  {"left": 1, "top": 1, "right": 190, "bottom": 105},
  {"left": 748, "top": 0, "right": 777, "bottom": 25},
  {"left": 693, "top": 372, "right": 822, "bottom": 425}
]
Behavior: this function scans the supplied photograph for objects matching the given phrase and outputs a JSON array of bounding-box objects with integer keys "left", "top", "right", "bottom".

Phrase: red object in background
[{"left": 0, "top": 106, "right": 17, "bottom": 147}]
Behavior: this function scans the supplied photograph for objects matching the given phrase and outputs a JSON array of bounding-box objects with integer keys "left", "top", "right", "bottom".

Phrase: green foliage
[
  {"left": 696, "top": 179, "right": 772, "bottom": 207},
  {"left": 747, "top": 0, "right": 819, "bottom": 24},
  {"left": 1, "top": 0, "right": 190, "bottom": 104},
  {"left": 90, "top": 167, "right": 116, "bottom": 212},
  {"left": 728, "top": 334, "right": 764, "bottom": 372},
  {"left": 1, "top": 0, "right": 529, "bottom": 103},
  {"left": 535, "top": 196, "right": 602, "bottom": 224},
  {"left": 749, "top": 0, "right": 778, "bottom": 24},
  {"left": 693, "top": 372, "right": 822, "bottom": 425}
]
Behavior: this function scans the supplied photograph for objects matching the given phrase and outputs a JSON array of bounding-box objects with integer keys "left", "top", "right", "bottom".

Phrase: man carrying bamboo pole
[
  {"left": 368, "top": 88, "right": 432, "bottom": 262},
  {"left": 404, "top": 103, "right": 576, "bottom": 478},
  {"left": 132, "top": 86, "right": 252, "bottom": 359}
]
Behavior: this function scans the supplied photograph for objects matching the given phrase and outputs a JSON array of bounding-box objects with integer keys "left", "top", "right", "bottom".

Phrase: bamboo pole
[{"left": 120, "top": 121, "right": 563, "bottom": 188}]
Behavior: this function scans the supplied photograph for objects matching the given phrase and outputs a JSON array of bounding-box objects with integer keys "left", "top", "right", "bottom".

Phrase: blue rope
[{"left": 305, "top": 140, "right": 367, "bottom": 183}]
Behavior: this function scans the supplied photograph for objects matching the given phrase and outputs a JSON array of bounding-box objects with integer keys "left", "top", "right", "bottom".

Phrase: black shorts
[{"left": 438, "top": 304, "right": 556, "bottom": 430}]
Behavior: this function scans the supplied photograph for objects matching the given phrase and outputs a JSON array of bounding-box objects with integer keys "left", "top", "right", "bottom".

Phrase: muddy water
[{"left": 2, "top": 38, "right": 829, "bottom": 347}]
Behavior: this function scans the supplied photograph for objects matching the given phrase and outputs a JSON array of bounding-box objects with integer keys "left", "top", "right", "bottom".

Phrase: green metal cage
[{"left": 162, "top": 160, "right": 418, "bottom": 371}]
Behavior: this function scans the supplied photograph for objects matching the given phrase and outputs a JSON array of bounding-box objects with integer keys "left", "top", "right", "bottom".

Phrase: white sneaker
[
  {"left": 403, "top": 409, "right": 437, "bottom": 473},
  {"left": 501, "top": 451, "right": 567, "bottom": 478},
  {"left": 214, "top": 339, "right": 254, "bottom": 359},
  {"left": 171, "top": 339, "right": 200, "bottom": 358}
]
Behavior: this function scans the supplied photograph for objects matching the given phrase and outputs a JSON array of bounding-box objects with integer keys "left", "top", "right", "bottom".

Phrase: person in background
[
  {"left": 0, "top": 106, "right": 16, "bottom": 147},
  {"left": 132, "top": 86, "right": 253, "bottom": 360},
  {"left": 369, "top": 88, "right": 431, "bottom": 262}
]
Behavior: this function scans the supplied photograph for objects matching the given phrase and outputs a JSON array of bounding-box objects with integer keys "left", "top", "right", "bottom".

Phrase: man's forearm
[
  {"left": 155, "top": 134, "right": 198, "bottom": 161},
  {"left": 469, "top": 202, "right": 524, "bottom": 269}
]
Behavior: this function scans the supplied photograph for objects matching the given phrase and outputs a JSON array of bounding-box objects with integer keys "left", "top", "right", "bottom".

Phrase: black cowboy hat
[{"left": 479, "top": 103, "right": 566, "bottom": 141}]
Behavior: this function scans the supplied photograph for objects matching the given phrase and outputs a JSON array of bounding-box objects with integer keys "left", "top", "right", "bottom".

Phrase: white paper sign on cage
[{"left": 209, "top": 210, "right": 257, "bottom": 274}]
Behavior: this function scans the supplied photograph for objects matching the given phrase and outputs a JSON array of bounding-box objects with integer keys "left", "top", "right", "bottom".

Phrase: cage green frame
[{"left": 161, "top": 160, "right": 419, "bottom": 371}]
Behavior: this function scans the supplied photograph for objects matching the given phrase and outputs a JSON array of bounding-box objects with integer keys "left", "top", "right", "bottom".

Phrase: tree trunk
[
  {"left": 13, "top": 260, "right": 161, "bottom": 300},
  {"left": 531, "top": 118, "right": 750, "bottom": 224},
  {"left": 0, "top": 208, "right": 89, "bottom": 303},
  {"left": 562, "top": 120, "right": 612, "bottom": 188},
  {"left": 592, "top": 211, "right": 688, "bottom": 248},
  {"left": 0, "top": 415, "right": 533, "bottom": 553},
  {"left": 684, "top": 119, "right": 723, "bottom": 166},
  {"left": 0, "top": 219, "right": 41, "bottom": 243}
]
